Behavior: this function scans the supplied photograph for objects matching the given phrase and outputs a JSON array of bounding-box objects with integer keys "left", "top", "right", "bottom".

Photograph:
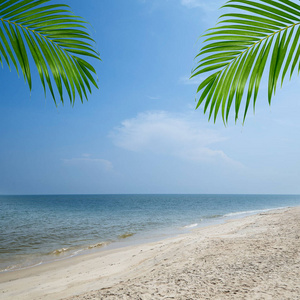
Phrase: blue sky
[{"left": 0, "top": 0, "right": 300, "bottom": 195}]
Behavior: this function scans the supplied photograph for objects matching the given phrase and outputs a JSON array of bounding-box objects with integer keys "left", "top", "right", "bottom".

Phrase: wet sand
[{"left": 1, "top": 207, "right": 300, "bottom": 299}]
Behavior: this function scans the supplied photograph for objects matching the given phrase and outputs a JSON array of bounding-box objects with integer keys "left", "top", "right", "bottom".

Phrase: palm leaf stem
[
  {"left": 1, "top": 17, "right": 98, "bottom": 55},
  {"left": 0, "top": 0, "right": 100, "bottom": 105},
  {"left": 193, "top": 22, "right": 300, "bottom": 78},
  {"left": 192, "top": 0, "right": 300, "bottom": 123}
]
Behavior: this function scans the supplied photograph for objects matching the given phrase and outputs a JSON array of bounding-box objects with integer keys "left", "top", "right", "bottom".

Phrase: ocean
[{"left": 1, "top": 194, "right": 300, "bottom": 273}]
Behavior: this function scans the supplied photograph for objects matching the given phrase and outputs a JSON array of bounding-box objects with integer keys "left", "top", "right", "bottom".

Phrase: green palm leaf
[
  {"left": 0, "top": 0, "right": 100, "bottom": 105},
  {"left": 192, "top": 0, "right": 300, "bottom": 123}
]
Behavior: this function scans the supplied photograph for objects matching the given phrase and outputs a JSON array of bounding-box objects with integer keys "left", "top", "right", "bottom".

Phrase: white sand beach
[{"left": 1, "top": 207, "right": 300, "bottom": 300}]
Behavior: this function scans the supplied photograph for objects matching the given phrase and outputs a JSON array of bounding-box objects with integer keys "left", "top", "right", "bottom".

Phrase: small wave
[
  {"left": 1, "top": 261, "right": 42, "bottom": 273},
  {"left": 0, "top": 265, "right": 18, "bottom": 273},
  {"left": 51, "top": 248, "right": 69, "bottom": 255},
  {"left": 204, "top": 214, "right": 223, "bottom": 219},
  {"left": 88, "top": 242, "right": 108, "bottom": 249},
  {"left": 118, "top": 233, "right": 135, "bottom": 239},
  {"left": 183, "top": 223, "right": 198, "bottom": 229},
  {"left": 71, "top": 249, "right": 84, "bottom": 255}
]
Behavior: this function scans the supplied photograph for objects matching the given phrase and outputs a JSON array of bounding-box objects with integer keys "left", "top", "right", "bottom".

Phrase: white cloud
[
  {"left": 180, "top": 0, "right": 223, "bottom": 11},
  {"left": 147, "top": 95, "right": 161, "bottom": 100},
  {"left": 110, "top": 111, "right": 242, "bottom": 166},
  {"left": 63, "top": 155, "right": 113, "bottom": 171}
]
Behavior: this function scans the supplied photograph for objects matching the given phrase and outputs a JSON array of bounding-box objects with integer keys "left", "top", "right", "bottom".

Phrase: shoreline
[
  {"left": 0, "top": 205, "right": 289, "bottom": 274},
  {"left": 1, "top": 206, "right": 300, "bottom": 299}
]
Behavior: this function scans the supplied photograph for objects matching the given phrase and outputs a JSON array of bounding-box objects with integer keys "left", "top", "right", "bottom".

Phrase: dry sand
[{"left": 1, "top": 207, "right": 300, "bottom": 300}]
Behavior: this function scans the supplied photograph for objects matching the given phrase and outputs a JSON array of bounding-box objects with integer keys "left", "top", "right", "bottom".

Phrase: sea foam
[
  {"left": 51, "top": 248, "right": 69, "bottom": 255},
  {"left": 224, "top": 207, "right": 287, "bottom": 218},
  {"left": 88, "top": 242, "right": 109, "bottom": 249},
  {"left": 183, "top": 223, "right": 198, "bottom": 229}
]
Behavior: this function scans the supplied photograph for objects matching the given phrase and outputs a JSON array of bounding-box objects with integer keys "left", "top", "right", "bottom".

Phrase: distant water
[{"left": 0, "top": 194, "right": 300, "bottom": 272}]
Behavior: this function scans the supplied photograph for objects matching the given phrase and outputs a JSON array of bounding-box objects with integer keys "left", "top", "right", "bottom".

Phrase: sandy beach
[{"left": 1, "top": 207, "right": 300, "bottom": 300}]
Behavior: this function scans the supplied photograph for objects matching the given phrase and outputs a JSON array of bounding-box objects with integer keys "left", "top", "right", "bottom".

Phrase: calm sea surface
[{"left": 1, "top": 194, "right": 300, "bottom": 272}]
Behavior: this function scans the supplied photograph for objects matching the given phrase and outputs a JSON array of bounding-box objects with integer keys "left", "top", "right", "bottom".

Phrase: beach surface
[{"left": 1, "top": 207, "right": 300, "bottom": 300}]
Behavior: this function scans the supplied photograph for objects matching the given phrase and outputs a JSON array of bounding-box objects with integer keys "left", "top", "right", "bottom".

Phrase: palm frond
[
  {"left": 192, "top": 0, "right": 300, "bottom": 123},
  {"left": 0, "top": 0, "right": 100, "bottom": 105}
]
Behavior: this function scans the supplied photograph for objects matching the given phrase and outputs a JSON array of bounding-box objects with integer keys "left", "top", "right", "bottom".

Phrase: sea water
[{"left": 1, "top": 194, "right": 300, "bottom": 272}]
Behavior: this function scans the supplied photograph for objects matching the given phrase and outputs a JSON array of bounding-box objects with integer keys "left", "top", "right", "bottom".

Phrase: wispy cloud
[
  {"left": 63, "top": 155, "right": 113, "bottom": 171},
  {"left": 147, "top": 95, "right": 161, "bottom": 100},
  {"left": 110, "top": 111, "right": 242, "bottom": 166}
]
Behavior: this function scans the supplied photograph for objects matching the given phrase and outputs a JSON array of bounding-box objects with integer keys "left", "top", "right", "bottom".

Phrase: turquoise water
[{"left": 1, "top": 194, "right": 300, "bottom": 272}]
